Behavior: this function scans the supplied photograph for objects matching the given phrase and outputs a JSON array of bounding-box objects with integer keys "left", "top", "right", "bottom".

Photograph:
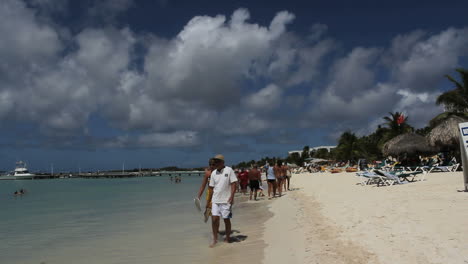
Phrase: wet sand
[{"left": 207, "top": 191, "right": 273, "bottom": 264}]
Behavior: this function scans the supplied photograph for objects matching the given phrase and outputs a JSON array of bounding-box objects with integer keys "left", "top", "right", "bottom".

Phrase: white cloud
[
  {"left": 310, "top": 83, "right": 397, "bottom": 123},
  {"left": 1, "top": 1, "right": 468, "bottom": 150},
  {"left": 244, "top": 84, "right": 282, "bottom": 111},
  {"left": 267, "top": 36, "right": 335, "bottom": 86},
  {"left": 0, "top": 0, "right": 61, "bottom": 68},
  {"left": 327, "top": 47, "right": 381, "bottom": 99},
  {"left": 138, "top": 131, "right": 200, "bottom": 147},
  {"left": 143, "top": 8, "right": 294, "bottom": 106},
  {"left": 394, "top": 89, "right": 443, "bottom": 128},
  {"left": 305, "top": 27, "right": 468, "bottom": 136},
  {"left": 388, "top": 28, "right": 468, "bottom": 92}
]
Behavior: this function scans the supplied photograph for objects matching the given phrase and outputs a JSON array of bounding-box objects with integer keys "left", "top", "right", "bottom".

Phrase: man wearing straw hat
[{"left": 207, "top": 154, "right": 238, "bottom": 247}]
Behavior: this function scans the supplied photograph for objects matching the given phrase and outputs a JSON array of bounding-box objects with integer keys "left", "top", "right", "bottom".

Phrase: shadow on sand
[{"left": 218, "top": 230, "right": 248, "bottom": 243}]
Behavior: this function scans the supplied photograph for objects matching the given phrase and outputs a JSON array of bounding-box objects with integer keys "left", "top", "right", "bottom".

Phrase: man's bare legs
[
  {"left": 267, "top": 181, "right": 276, "bottom": 198},
  {"left": 276, "top": 178, "right": 282, "bottom": 197},
  {"left": 223, "top": 219, "right": 231, "bottom": 242},
  {"left": 267, "top": 181, "right": 272, "bottom": 198},
  {"left": 210, "top": 216, "right": 220, "bottom": 247},
  {"left": 286, "top": 177, "right": 291, "bottom": 190},
  {"left": 250, "top": 188, "right": 258, "bottom": 200},
  {"left": 210, "top": 216, "right": 233, "bottom": 247}
]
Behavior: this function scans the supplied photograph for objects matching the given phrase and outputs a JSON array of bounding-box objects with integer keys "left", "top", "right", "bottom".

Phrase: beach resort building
[{"left": 288, "top": 146, "right": 336, "bottom": 156}]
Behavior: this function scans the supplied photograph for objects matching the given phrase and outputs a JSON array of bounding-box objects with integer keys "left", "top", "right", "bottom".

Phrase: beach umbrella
[
  {"left": 305, "top": 158, "right": 328, "bottom": 164},
  {"left": 382, "top": 133, "right": 435, "bottom": 156},
  {"left": 427, "top": 116, "right": 468, "bottom": 149}
]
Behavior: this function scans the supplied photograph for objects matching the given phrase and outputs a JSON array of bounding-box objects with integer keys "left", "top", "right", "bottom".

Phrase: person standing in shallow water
[
  {"left": 207, "top": 154, "right": 237, "bottom": 248},
  {"left": 197, "top": 159, "right": 216, "bottom": 222}
]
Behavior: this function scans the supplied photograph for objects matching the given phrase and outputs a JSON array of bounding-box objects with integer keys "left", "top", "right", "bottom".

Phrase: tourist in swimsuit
[
  {"left": 197, "top": 159, "right": 216, "bottom": 222},
  {"left": 265, "top": 161, "right": 276, "bottom": 199},
  {"left": 248, "top": 165, "right": 261, "bottom": 200},
  {"left": 282, "top": 163, "right": 291, "bottom": 191},
  {"left": 274, "top": 160, "right": 283, "bottom": 197}
]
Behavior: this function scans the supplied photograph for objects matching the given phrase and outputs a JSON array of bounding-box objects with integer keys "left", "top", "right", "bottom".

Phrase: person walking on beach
[
  {"left": 207, "top": 154, "right": 237, "bottom": 247},
  {"left": 238, "top": 168, "right": 249, "bottom": 195},
  {"left": 265, "top": 161, "right": 276, "bottom": 199},
  {"left": 196, "top": 158, "right": 216, "bottom": 222},
  {"left": 248, "top": 165, "right": 261, "bottom": 200},
  {"left": 282, "top": 163, "right": 291, "bottom": 191},
  {"left": 274, "top": 160, "right": 284, "bottom": 197}
]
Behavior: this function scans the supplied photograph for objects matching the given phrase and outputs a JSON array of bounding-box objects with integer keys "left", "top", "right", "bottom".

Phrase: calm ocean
[{"left": 0, "top": 177, "right": 214, "bottom": 264}]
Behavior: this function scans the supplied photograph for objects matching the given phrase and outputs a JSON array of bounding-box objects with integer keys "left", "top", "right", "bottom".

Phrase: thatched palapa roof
[
  {"left": 427, "top": 116, "right": 468, "bottom": 149},
  {"left": 382, "top": 133, "right": 435, "bottom": 156}
]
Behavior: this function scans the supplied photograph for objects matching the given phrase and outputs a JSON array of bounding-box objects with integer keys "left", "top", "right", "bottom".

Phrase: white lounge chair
[{"left": 356, "top": 171, "right": 383, "bottom": 186}]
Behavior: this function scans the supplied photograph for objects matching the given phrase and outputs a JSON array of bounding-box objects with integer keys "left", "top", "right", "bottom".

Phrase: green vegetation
[{"left": 436, "top": 68, "right": 468, "bottom": 113}]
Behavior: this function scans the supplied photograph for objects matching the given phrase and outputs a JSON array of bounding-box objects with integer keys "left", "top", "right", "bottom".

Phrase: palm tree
[
  {"left": 431, "top": 68, "right": 468, "bottom": 127},
  {"left": 301, "top": 145, "right": 310, "bottom": 160},
  {"left": 382, "top": 112, "right": 413, "bottom": 136},
  {"left": 334, "top": 131, "right": 360, "bottom": 161},
  {"left": 436, "top": 68, "right": 468, "bottom": 113}
]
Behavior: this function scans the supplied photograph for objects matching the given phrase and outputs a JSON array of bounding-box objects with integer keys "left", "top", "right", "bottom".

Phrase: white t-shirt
[{"left": 209, "top": 166, "right": 238, "bottom": 203}]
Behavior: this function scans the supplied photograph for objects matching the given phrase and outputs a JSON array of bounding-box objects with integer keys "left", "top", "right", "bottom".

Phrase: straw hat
[{"left": 213, "top": 154, "right": 225, "bottom": 161}]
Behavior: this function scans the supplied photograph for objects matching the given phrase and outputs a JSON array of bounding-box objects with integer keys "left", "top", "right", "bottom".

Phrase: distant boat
[{"left": 13, "top": 161, "right": 35, "bottom": 179}]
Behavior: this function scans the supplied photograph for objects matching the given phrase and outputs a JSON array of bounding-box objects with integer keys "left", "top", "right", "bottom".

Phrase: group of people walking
[
  {"left": 265, "top": 161, "right": 291, "bottom": 199},
  {"left": 196, "top": 154, "right": 291, "bottom": 247}
]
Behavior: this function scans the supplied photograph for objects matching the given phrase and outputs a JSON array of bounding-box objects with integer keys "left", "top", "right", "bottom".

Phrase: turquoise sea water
[{"left": 0, "top": 177, "right": 213, "bottom": 264}]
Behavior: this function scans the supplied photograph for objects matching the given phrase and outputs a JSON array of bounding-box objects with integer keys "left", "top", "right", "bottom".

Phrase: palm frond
[
  {"left": 444, "top": 74, "right": 464, "bottom": 90},
  {"left": 455, "top": 68, "right": 468, "bottom": 94},
  {"left": 436, "top": 89, "right": 468, "bottom": 111}
]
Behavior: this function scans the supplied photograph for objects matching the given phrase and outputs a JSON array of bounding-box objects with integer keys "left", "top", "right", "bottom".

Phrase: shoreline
[
  {"left": 261, "top": 171, "right": 468, "bottom": 264},
  {"left": 206, "top": 187, "right": 273, "bottom": 264}
]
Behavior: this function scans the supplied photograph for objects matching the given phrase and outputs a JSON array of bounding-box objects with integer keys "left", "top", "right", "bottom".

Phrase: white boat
[{"left": 13, "top": 161, "right": 35, "bottom": 179}]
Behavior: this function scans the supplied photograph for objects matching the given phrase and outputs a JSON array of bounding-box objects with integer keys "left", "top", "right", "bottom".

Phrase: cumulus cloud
[
  {"left": 244, "top": 84, "right": 282, "bottom": 111},
  {"left": 143, "top": 8, "right": 294, "bottom": 106},
  {"left": 0, "top": 0, "right": 61, "bottom": 68},
  {"left": 387, "top": 28, "right": 468, "bottom": 93},
  {"left": 306, "top": 27, "right": 468, "bottom": 136},
  {"left": 1, "top": 0, "right": 468, "bottom": 152}
]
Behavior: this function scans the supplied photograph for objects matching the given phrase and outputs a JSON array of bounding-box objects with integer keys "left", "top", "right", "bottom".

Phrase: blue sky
[{"left": 0, "top": 0, "right": 467, "bottom": 171}]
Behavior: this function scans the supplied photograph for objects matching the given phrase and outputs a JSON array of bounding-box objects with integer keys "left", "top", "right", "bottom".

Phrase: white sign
[{"left": 458, "top": 122, "right": 468, "bottom": 191}]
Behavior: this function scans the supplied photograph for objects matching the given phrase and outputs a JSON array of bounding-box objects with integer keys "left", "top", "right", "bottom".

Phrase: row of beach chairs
[
  {"left": 376, "top": 157, "right": 460, "bottom": 174},
  {"left": 356, "top": 169, "right": 427, "bottom": 186}
]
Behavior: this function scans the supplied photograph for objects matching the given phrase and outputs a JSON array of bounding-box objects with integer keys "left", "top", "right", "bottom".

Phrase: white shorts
[{"left": 211, "top": 203, "right": 232, "bottom": 219}]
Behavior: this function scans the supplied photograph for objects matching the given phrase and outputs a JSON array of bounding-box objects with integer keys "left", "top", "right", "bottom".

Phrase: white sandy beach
[{"left": 262, "top": 171, "right": 468, "bottom": 264}]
